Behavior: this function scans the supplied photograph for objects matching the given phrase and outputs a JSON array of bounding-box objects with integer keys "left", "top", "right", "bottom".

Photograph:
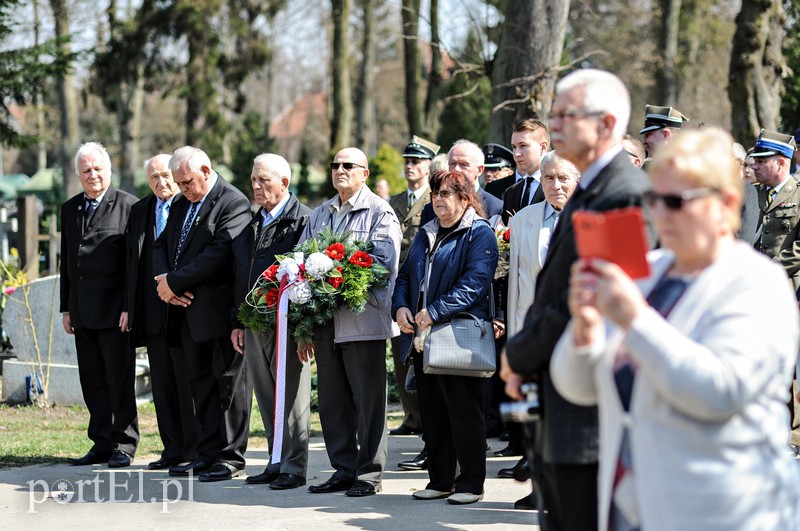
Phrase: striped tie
[
  {"left": 156, "top": 201, "right": 169, "bottom": 238},
  {"left": 174, "top": 202, "right": 199, "bottom": 268}
]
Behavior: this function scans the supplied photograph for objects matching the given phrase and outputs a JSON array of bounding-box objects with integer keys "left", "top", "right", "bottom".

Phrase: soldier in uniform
[
  {"left": 482, "top": 143, "right": 515, "bottom": 191},
  {"left": 750, "top": 128, "right": 800, "bottom": 452},
  {"left": 387, "top": 137, "right": 439, "bottom": 471},
  {"left": 639, "top": 104, "right": 689, "bottom": 158}
]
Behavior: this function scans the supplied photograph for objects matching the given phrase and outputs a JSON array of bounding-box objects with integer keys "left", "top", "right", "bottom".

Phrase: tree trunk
[
  {"left": 423, "top": 0, "right": 442, "bottom": 137},
  {"left": 33, "top": 0, "right": 46, "bottom": 171},
  {"left": 656, "top": 0, "right": 681, "bottom": 104},
  {"left": 401, "top": 0, "right": 422, "bottom": 136},
  {"left": 728, "top": 0, "right": 786, "bottom": 147},
  {"left": 354, "top": 0, "right": 376, "bottom": 154},
  {"left": 488, "top": 0, "right": 570, "bottom": 144},
  {"left": 330, "top": 0, "right": 353, "bottom": 153},
  {"left": 49, "top": 0, "right": 81, "bottom": 198}
]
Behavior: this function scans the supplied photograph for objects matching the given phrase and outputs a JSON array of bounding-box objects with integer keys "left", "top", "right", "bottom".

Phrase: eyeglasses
[
  {"left": 547, "top": 110, "right": 605, "bottom": 123},
  {"left": 329, "top": 162, "right": 367, "bottom": 171},
  {"left": 431, "top": 189, "right": 455, "bottom": 199},
  {"left": 642, "top": 188, "right": 719, "bottom": 211}
]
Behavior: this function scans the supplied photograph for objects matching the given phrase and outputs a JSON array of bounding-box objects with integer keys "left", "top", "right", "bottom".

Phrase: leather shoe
[
  {"left": 497, "top": 457, "right": 529, "bottom": 481},
  {"left": 308, "top": 476, "right": 354, "bottom": 493},
  {"left": 345, "top": 480, "right": 381, "bottom": 497},
  {"left": 270, "top": 473, "right": 306, "bottom": 490},
  {"left": 69, "top": 449, "right": 112, "bottom": 466},
  {"left": 107, "top": 450, "right": 133, "bottom": 468},
  {"left": 169, "top": 458, "right": 213, "bottom": 477},
  {"left": 493, "top": 444, "right": 523, "bottom": 457},
  {"left": 398, "top": 450, "right": 427, "bottom": 470},
  {"left": 514, "top": 492, "right": 536, "bottom": 510},
  {"left": 412, "top": 488, "right": 452, "bottom": 500},
  {"left": 198, "top": 462, "right": 244, "bottom": 482},
  {"left": 148, "top": 456, "right": 184, "bottom": 470},
  {"left": 246, "top": 468, "right": 280, "bottom": 485},
  {"left": 447, "top": 492, "right": 483, "bottom": 505},
  {"left": 389, "top": 424, "right": 421, "bottom": 436}
]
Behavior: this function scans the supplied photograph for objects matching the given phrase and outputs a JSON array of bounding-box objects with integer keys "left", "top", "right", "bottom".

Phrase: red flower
[
  {"left": 325, "top": 243, "right": 346, "bottom": 260},
  {"left": 327, "top": 276, "right": 344, "bottom": 289},
  {"left": 265, "top": 288, "right": 280, "bottom": 308},
  {"left": 502, "top": 228, "right": 510, "bottom": 243},
  {"left": 262, "top": 264, "right": 279, "bottom": 282},
  {"left": 349, "top": 251, "right": 374, "bottom": 267}
]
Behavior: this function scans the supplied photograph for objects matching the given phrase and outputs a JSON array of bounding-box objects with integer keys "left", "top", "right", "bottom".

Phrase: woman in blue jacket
[{"left": 392, "top": 170, "right": 499, "bottom": 505}]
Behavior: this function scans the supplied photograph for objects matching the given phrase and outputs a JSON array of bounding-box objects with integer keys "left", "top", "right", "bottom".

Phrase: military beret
[
  {"left": 403, "top": 135, "right": 440, "bottom": 159},
  {"left": 639, "top": 105, "right": 689, "bottom": 134},
  {"left": 751, "top": 129, "right": 796, "bottom": 159},
  {"left": 482, "top": 143, "right": 515, "bottom": 169}
]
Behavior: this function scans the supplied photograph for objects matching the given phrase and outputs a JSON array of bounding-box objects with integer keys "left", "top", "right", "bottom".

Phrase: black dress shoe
[
  {"left": 493, "top": 444, "right": 524, "bottom": 457},
  {"left": 107, "top": 450, "right": 133, "bottom": 468},
  {"left": 69, "top": 449, "right": 112, "bottom": 466},
  {"left": 169, "top": 458, "right": 213, "bottom": 477},
  {"left": 308, "top": 476, "right": 354, "bottom": 493},
  {"left": 198, "top": 462, "right": 244, "bottom": 482},
  {"left": 389, "top": 424, "right": 421, "bottom": 436},
  {"left": 345, "top": 480, "right": 381, "bottom": 497},
  {"left": 148, "top": 456, "right": 184, "bottom": 470},
  {"left": 246, "top": 468, "right": 281, "bottom": 485},
  {"left": 497, "top": 457, "right": 529, "bottom": 481},
  {"left": 514, "top": 492, "right": 536, "bottom": 510},
  {"left": 398, "top": 450, "right": 428, "bottom": 470},
  {"left": 269, "top": 473, "right": 306, "bottom": 490}
]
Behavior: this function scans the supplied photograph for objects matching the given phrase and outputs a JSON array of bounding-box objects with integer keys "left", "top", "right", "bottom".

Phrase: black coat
[
  {"left": 500, "top": 178, "right": 545, "bottom": 225},
  {"left": 60, "top": 186, "right": 137, "bottom": 330},
  {"left": 153, "top": 176, "right": 250, "bottom": 342},
  {"left": 505, "top": 151, "right": 650, "bottom": 465},
  {"left": 231, "top": 194, "right": 311, "bottom": 328}
]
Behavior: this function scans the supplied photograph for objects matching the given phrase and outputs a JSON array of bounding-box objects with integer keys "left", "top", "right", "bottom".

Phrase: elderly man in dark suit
[
  {"left": 61, "top": 142, "right": 139, "bottom": 467},
  {"left": 501, "top": 69, "right": 650, "bottom": 531},
  {"left": 230, "top": 154, "right": 311, "bottom": 490},
  {"left": 125, "top": 154, "right": 196, "bottom": 470},
  {"left": 153, "top": 146, "right": 251, "bottom": 482}
]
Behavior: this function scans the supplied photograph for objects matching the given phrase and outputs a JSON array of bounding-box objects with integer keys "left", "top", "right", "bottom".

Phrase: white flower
[
  {"left": 304, "top": 252, "right": 334, "bottom": 278},
  {"left": 287, "top": 280, "right": 313, "bottom": 304},
  {"left": 278, "top": 256, "right": 302, "bottom": 282}
]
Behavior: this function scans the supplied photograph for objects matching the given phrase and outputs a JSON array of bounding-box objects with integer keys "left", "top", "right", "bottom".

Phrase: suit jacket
[
  {"left": 500, "top": 176, "right": 545, "bottom": 225},
  {"left": 388, "top": 188, "right": 431, "bottom": 265},
  {"left": 738, "top": 181, "right": 760, "bottom": 244},
  {"left": 552, "top": 243, "right": 800, "bottom": 531},
  {"left": 153, "top": 176, "right": 250, "bottom": 342},
  {"left": 484, "top": 175, "right": 515, "bottom": 199},
  {"left": 126, "top": 194, "right": 178, "bottom": 345},
  {"left": 755, "top": 178, "right": 800, "bottom": 289},
  {"left": 505, "top": 150, "right": 650, "bottom": 464},
  {"left": 60, "top": 186, "right": 137, "bottom": 330},
  {"left": 506, "top": 201, "right": 547, "bottom": 337},
  {"left": 232, "top": 194, "right": 311, "bottom": 328},
  {"left": 419, "top": 188, "right": 502, "bottom": 226}
]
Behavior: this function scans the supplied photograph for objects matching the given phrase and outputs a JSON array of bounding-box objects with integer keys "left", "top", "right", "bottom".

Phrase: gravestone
[{"left": 2, "top": 275, "right": 150, "bottom": 405}]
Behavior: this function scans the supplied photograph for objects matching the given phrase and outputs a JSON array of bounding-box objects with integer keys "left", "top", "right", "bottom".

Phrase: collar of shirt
[
  {"left": 580, "top": 144, "right": 624, "bottom": 190},
  {"left": 515, "top": 170, "right": 541, "bottom": 183},
  {"left": 771, "top": 178, "right": 789, "bottom": 196},
  {"left": 408, "top": 185, "right": 428, "bottom": 203},
  {"left": 262, "top": 192, "right": 291, "bottom": 226},
  {"left": 183, "top": 171, "right": 219, "bottom": 225},
  {"left": 85, "top": 189, "right": 108, "bottom": 205},
  {"left": 155, "top": 195, "right": 176, "bottom": 210},
  {"left": 330, "top": 184, "right": 366, "bottom": 214},
  {"left": 544, "top": 201, "right": 558, "bottom": 220}
]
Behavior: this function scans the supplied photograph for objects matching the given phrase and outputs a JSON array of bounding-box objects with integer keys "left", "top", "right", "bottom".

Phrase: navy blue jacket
[{"left": 392, "top": 207, "right": 499, "bottom": 332}]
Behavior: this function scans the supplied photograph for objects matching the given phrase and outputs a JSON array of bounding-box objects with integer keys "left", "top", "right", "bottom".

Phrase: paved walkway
[{"left": 1, "top": 434, "right": 539, "bottom": 529}]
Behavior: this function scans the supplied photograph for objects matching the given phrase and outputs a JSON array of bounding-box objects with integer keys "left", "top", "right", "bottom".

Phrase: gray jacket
[{"left": 300, "top": 186, "right": 401, "bottom": 342}]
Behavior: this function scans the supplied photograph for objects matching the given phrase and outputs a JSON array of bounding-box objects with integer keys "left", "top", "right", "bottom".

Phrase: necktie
[
  {"left": 174, "top": 201, "right": 199, "bottom": 268},
  {"left": 156, "top": 201, "right": 169, "bottom": 238},
  {"left": 768, "top": 188, "right": 778, "bottom": 205},
  {"left": 84, "top": 197, "right": 99, "bottom": 231},
  {"left": 520, "top": 176, "right": 535, "bottom": 209},
  {"left": 409, "top": 193, "right": 417, "bottom": 209}
]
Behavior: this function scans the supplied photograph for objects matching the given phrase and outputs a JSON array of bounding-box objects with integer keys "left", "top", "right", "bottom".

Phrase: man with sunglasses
[
  {"left": 501, "top": 69, "right": 651, "bottom": 531},
  {"left": 299, "top": 147, "right": 401, "bottom": 497}
]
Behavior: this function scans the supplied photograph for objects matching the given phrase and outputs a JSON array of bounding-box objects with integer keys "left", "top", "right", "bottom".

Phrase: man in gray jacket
[{"left": 299, "top": 147, "right": 401, "bottom": 497}]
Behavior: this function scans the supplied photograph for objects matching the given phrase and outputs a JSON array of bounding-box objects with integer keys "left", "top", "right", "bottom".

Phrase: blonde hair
[{"left": 648, "top": 127, "right": 744, "bottom": 232}]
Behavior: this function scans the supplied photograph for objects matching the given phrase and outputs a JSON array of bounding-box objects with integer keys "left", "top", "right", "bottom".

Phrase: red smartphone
[{"left": 572, "top": 207, "right": 650, "bottom": 279}]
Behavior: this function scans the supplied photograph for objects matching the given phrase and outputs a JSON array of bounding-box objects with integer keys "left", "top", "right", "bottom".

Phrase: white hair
[
  {"left": 74, "top": 142, "right": 111, "bottom": 175},
  {"left": 253, "top": 153, "right": 292, "bottom": 183},
  {"left": 144, "top": 153, "right": 171, "bottom": 173},
  {"left": 448, "top": 139, "right": 485, "bottom": 167},
  {"left": 540, "top": 150, "right": 580, "bottom": 180},
  {"left": 556, "top": 69, "right": 630, "bottom": 141},
  {"left": 169, "top": 146, "right": 211, "bottom": 173}
]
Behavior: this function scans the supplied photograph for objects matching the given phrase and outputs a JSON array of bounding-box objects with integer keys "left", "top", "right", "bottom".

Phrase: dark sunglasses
[
  {"left": 431, "top": 189, "right": 455, "bottom": 199},
  {"left": 642, "top": 188, "right": 718, "bottom": 210},
  {"left": 329, "top": 162, "right": 366, "bottom": 171}
]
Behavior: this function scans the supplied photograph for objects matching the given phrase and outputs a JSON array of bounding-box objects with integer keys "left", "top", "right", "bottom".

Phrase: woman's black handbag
[{"left": 422, "top": 312, "right": 496, "bottom": 377}]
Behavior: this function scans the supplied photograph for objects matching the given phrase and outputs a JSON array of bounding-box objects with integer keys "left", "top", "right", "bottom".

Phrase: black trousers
[
  {"left": 541, "top": 461, "right": 599, "bottom": 531},
  {"left": 177, "top": 316, "right": 251, "bottom": 467},
  {"left": 74, "top": 327, "right": 139, "bottom": 455},
  {"left": 144, "top": 333, "right": 196, "bottom": 461},
  {"left": 413, "top": 353, "right": 486, "bottom": 495},
  {"left": 390, "top": 333, "right": 422, "bottom": 431}
]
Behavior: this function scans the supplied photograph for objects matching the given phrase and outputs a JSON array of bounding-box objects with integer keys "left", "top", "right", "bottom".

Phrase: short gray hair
[
  {"left": 169, "top": 146, "right": 211, "bottom": 173},
  {"left": 540, "top": 151, "right": 580, "bottom": 181},
  {"left": 253, "top": 153, "right": 292, "bottom": 183},
  {"left": 556, "top": 69, "right": 630, "bottom": 141},
  {"left": 144, "top": 153, "right": 171, "bottom": 173},
  {"left": 448, "top": 139, "right": 485, "bottom": 167},
  {"left": 74, "top": 142, "right": 111, "bottom": 175}
]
